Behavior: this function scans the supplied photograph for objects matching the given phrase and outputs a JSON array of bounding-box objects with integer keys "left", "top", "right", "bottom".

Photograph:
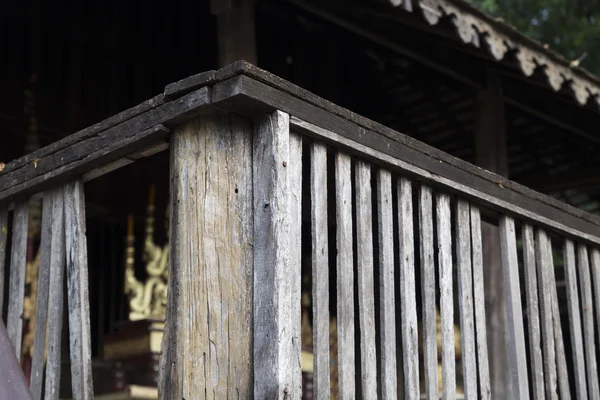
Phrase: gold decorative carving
[{"left": 124, "top": 186, "right": 169, "bottom": 321}]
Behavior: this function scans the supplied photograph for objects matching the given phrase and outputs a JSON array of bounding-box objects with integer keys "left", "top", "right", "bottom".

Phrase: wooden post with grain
[{"left": 159, "top": 114, "right": 254, "bottom": 399}]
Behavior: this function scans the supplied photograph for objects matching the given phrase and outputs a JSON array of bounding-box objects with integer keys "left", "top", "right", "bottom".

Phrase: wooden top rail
[{"left": 1, "top": 61, "right": 600, "bottom": 244}]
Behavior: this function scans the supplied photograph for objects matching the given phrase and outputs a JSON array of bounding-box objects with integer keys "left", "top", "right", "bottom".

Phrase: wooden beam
[
  {"left": 504, "top": 97, "right": 600, "bottom": 143},
  {"left": 159, "top": 114, "right": 254, "bottom": 399},
  {"left": 0, "top": 88, "right": 211, "bottom": 206},
  {"left": 284, "top": 0, "right": 481, "bottom": 88},
  {"left": 286, "top": 0, "right": 600, "bottom": 146},
  {"left": 209, "top": 67, "right": 600, "bottom": 242},
  {"left": 474, "top": 71, "right": 509, "bottom": 398},
  {"left": 515, "top": 166, "right": 600, "bottom": 193},
  {"left": 214, "top": 0, "right": 257, "bottom": 67}
]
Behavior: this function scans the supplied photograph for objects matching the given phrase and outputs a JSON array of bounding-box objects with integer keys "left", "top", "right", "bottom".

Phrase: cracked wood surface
[{"left": 160, "top": 114, "right": 253, "bottom": 399}]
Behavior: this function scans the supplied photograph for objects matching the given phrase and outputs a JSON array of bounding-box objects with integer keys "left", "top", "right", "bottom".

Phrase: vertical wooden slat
[
  {"left": 377, "top": 169, "right": 397, "bottom": 399},
  {"left": 591, "top": 249, "right": 600, "bottom": 385},
  {"left": 398, "top": 177, "right": 419, "bottom": 400},
  {"left": 536, "top": 229, "right": 558, "bottom": 400},
  {"left": 311, "top": 142, "right": 330, "bottom": 399},
  {"left": 576, "top": 245, "right": 600, "bottom": 396},
  {"left": 96, "top": 224, "right": 106, "bottom": 359},
  {"left": 336, "top": 152, "right": 355, "bottom": 399},
  {"left": 253, "top": 111, "right": 293, "bottom": 399},
  {"left": 289, "top": 133, "right": 303, "bottom": 399},
  {"left": 436, "top": 193, "right": 455, "bottom": 400},
  {"left": 563, "top": 240, "right": 587, "bottom": 400},
  {"left": 0, "top": 208, "right": 7, "bottom": 317},
  {"left": 469, "top": 206, "right": 491, "bottom": 400},
  {"left": 547, "top": 237, "right": 571, "bottom": 400},
  {"left": 552, "top": 295, "right": 571, "bottom": 400},
  {"left": 499, "top": 216, "right": 529, "bottom": 400},
  {"left": 456, "top": 200, "right": 478, "bottom": 399},
  {"left": 161, "top": 115, "right": 254, "bottom": 399},
  {"left": 64, "top": 180, "right": 94, "bottom": 399},
  {"left": 355, "top": 161, "right": 377, "bottom": 399},
  {"left": 44, "top": 187, "right": 66, "bottom": 400},
  {"left": 30, "top": 193, "right": 55, "bottom": 400},
  {"left": 7, "top": 201, "right": 29, "bottom": 359},
  {"left": 522, "top": 225, "right": 545, "bottom": 400},
  {"left": 419, "top": 185, "right": 437, "bottom": 400}
]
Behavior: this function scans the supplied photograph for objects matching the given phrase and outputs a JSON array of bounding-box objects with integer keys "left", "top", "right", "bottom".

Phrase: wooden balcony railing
[{"left": 1, "top": 61, "right": 599, "bottom": 399}]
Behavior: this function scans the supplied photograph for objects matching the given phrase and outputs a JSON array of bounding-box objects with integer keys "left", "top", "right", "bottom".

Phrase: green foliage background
[{"left": 467, "top": 0, "right": 600, "bottom": 75}]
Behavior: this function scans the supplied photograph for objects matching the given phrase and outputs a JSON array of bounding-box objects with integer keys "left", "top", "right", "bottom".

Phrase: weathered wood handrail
[
  {"left": 1, "top": 62, "right": 600, "bottom": 399},
  {"left": 1, "top": 62, "right": 599, "bottom": 244}
]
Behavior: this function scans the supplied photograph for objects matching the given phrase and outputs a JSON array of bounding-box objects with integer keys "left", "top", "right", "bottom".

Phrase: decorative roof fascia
[{"left": 392, "top": 0, "right": 600, "bottom": 109}]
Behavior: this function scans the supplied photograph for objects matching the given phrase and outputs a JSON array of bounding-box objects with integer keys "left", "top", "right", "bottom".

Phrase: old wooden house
[{"left": 2, "top": 0, "right": 600, "bottom": 398}]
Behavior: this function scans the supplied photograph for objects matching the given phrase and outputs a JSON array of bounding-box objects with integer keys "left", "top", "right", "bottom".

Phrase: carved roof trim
[{"left": 396, "top": 0, "right": 600, "bottom": 109}]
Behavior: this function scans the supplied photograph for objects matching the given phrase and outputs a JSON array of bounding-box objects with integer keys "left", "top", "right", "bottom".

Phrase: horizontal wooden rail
[
  {"left": 0, "top": 88, "right": 211, "bottom": 205},
  {"left": 1, "top": 61, "right": 600, "bottom": 245},
  {"left": 289, "top": 117, "right": 600, "bottom": 244}
]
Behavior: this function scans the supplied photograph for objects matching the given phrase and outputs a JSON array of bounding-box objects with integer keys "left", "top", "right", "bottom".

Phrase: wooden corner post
[{"left": 160, "top": 114, "right": 254, "bottom": 399}]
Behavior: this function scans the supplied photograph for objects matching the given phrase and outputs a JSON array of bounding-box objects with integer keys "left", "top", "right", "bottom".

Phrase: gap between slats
[{"left": 7, "top": 202, "right": 29, "bottom": 359}]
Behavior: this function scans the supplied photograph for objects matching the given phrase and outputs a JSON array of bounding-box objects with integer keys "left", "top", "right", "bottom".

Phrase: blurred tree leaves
[{"left": 467, "top": 0, "right": 600, "bottom": 74}]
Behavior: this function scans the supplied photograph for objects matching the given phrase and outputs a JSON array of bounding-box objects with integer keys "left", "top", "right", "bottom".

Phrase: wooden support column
[
  {"left": 253, "top": 111, "right": 302, "bottom": 398},
  {"left": 474, "top": 71, "right": 509, "bottom": 399},
  {"left": 159, "top": 114, "right": 254, "bottom": 399},
  {"left": 212, "top": 0, "right": 257, "bottom": 67}
]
